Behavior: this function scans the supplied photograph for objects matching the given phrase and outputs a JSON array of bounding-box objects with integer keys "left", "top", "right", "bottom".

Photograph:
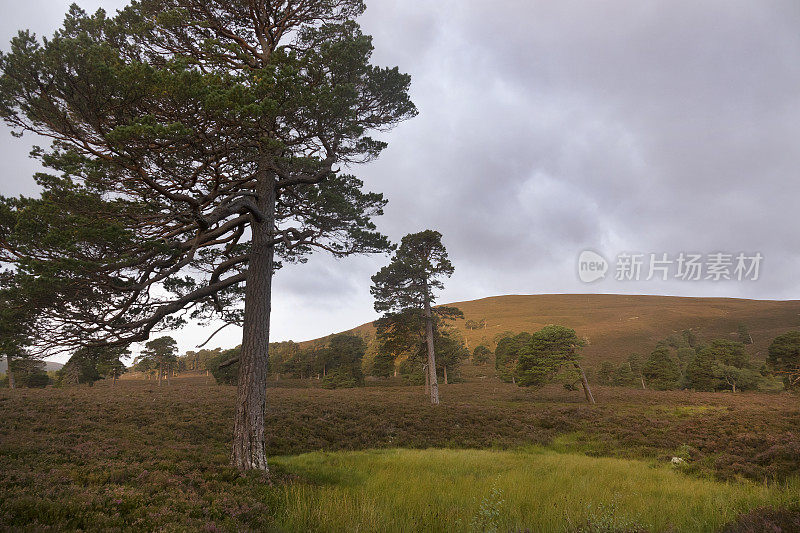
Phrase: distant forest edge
[{"left": 0, "top": 359, "right": 62, "bottom": 373}]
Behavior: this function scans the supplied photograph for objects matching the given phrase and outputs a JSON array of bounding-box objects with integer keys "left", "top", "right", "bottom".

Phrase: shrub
[
  {"left": 208, "top": 348, "right": 240, "bottom": 385},
  {"left": 322, "top": 368, "right": 360, "bottom": 389}
]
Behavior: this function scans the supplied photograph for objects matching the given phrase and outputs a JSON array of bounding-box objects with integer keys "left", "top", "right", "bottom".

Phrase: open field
[
  {"left": 331, "top": 294, "right": 800, "bottom": 367},
  {"left": 2, "top": 374, "right": 799, "bottom": 531}
]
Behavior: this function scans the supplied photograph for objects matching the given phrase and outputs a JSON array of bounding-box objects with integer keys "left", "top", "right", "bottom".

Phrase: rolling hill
[
  {"left": 321, "top": 294, "right": 800, "bottom": 369},
  {"left": 0, "top": 360, "right": 63, "bottom": 373}
]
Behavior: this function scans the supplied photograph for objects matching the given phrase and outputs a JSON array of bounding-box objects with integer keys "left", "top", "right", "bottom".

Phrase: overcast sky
[{"left": 2, "top": 0, "right": 800, "bottom": 362}]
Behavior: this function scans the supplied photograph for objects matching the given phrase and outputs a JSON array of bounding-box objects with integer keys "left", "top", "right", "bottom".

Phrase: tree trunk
[
  {"left": 575, "top": 362, "right": 595, "bottom": 404},
  {"left": 424, "top": 295, "right": 439, "bottom": 405},
  {"left": 640, "top": 374, "right": 646, "bottom": 390},
  {"left": 158, "top": 363, "right": 162, "bottom": 386},
  {"left": 112, "top": 374, "right": 117, "bottom": 387},
  {"left": 424, "top": 364, "right": 430, "bottom": 395},
  {"left": 6, "top": 354, "right": 14, "bottom": 390},
  {"left": 167, "top": 366, "right": 171, "bottom": 385},
  {"left": 231, "top": 173, "right": 274, "bottom": 472},
  {"left": 444, "top": 365, "right": 448, "bottom": 385}
]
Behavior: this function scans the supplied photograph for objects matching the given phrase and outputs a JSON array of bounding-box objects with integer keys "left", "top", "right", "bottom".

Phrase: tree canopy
[
  {"left": 321, "top": 333, "right": 366, "bottom": 388},
  {"left": 643, "top": 344, "right": 681, "bottom": 391},
  {"left": 494, "top": 332, "right": 531, "bottom": 383},
  {"left": 135, "top": 336, "right": 178, "bottom": 385},
  {"left": 0, "top": 1, "right": 414, "bottom": 350},
  {"left": 767, "top": 331, "right": 800, "bottom": 390},
  {"left": 472, "top": 344, "right": 491, "bottom": 366}
]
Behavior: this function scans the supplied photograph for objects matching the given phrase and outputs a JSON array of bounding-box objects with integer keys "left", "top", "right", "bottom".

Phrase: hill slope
[
  {"left": 325, "top": 294, "right": 800, "bottom": 368},
  {"left": 0, "top": 360, "right": 63, "bottom": 373}
]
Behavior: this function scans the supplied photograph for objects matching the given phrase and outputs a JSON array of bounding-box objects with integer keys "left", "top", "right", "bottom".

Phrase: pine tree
[
  {"left": 625, "top": 353, "right": 647, "bottom": 389},
  {"left": 597, "top": 361, "right": 615, "bottom": 386},
  {"left": 136, "top": 337, "right": 179, "bottom": 386},
  {"left": 472, "top": 345, "right": 491, "bottom": 366},
  {"left": 321, "top": 333, "right": 366, "bottom": 388},
  {"left": 643, "top": 345, "right": 681, "bottom": 390},
  {"left": 515, "top": 325, "right": 595, "bottom": 403},
  {"left": 0, "top": 0, "right": 415, "bottom": 471},
  {"left": 371, "top": 230, "right": 460, "bottom": 404},
  {"left": 767, "top": 331, "right": 800, "bottom": 390},
  {"left": 684, "top": 347, "right": 718, "bottom": 391},
  {"left": 494, "top": 332, "right": 531, "bottom": 383},
  {"left": 371, "top": 351, "right": 396, "bottom": 378},
  {"left": 737, "top": 324, "right": 753, "bottom": 345}
]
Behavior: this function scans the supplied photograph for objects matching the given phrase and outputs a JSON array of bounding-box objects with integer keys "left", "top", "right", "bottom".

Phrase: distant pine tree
[
  {"left": 372, "top": 352, "right": 396, "bottom": 378},
  {"left": 643, "top": 345, "right": 681, "bottom": 390},
  {"left": 737, "top": 324, "right": 754, "bottom": 345},
  {"left": 472, "top": 345, "right": 491, "bottom": 366},
  {"left": 767, "top": 331, "right": 800, "bottom": 390},
  {"left": 515, "top": 325, "right": 595, "bottom": 404},
  {"left": 371, "top": 230, "right": 461, "bottom": 404},
  {"left": 685, "top": 348, "right": 718, "bottom": 391}
]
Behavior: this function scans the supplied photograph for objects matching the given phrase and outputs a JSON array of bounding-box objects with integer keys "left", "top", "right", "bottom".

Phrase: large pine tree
[{"left": 0, "top": 0, "right": 415, "bottom": 471}]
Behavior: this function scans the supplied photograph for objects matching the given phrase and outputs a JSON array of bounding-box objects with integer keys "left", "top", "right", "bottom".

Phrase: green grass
[{"left": 271, "top": 448, "right": 799, "bottom": 532}]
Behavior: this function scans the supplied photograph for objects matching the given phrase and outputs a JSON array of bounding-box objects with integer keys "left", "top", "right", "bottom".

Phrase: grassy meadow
[
  {"left": 2, "top": 374, "right": 800, "bottom": 531},
  {"left": 274, "top": 448, "right": 796, "bottom": 532}
]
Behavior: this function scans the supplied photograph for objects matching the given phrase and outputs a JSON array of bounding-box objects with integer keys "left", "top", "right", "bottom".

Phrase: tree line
[{"left": 596, "top": 327, "right": 798, "bottom": 393}]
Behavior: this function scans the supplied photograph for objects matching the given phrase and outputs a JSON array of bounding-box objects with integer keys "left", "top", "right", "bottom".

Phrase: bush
[
  {"left": 208, "top": 348, "right": 240, "bottom": 385},
  {"left": 22, "top": 371, "right": 51, "bottom": 388},
  {"left": 721, "top": 507, "right": 800, "bottom": 533},
  {"left": 322, "top": 368, "right": 360, "bottom": 389}
]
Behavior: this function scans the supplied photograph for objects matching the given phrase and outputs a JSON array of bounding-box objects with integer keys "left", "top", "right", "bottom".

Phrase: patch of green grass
[
  {"left": 272, "top": 448, "right": 799, "bottom": 532},
  {"left": 548, "top": 431, "right": 617, "bottom": 457}
]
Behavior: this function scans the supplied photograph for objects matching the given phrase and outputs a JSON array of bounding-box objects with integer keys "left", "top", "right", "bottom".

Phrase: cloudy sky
[{"left": 1, "top": 0, "right": 799, "bottom": 361}]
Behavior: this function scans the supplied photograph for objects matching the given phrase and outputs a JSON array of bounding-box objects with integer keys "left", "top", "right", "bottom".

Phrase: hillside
[
  {"left": 0, "top": 360, "right": 63, "bottom": 373},
  {"left": 322, "top": 294, "right": 800, "bottom": 368}
]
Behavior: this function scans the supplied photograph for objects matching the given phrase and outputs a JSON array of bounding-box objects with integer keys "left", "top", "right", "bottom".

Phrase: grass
[
  {"left": 272, "top": 448, "right": 798, "bottom": 532},
  {"left": 2, "top": 375, "right": 800, "bottom": 531}
]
